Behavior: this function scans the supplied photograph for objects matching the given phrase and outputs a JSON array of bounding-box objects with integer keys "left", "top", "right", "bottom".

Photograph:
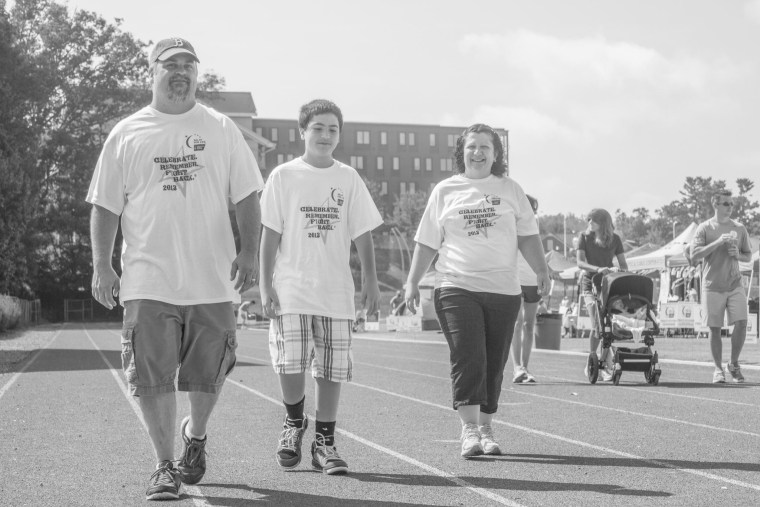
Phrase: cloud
[
  {"left": 746, "top": 0, "right": 760, "bottom": 24},
  {"left": 457, "top": 30, "right": 745, "bottom": 136}
]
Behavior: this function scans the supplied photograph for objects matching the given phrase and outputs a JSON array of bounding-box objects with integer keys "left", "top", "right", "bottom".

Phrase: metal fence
[{"left": 64, "top": 298, "right": 94, "bottom": 322}]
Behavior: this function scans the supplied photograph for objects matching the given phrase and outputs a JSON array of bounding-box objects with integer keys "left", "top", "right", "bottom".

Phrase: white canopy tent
[{"left": 626, "top": 223, "right": 698, "bottom": 271}]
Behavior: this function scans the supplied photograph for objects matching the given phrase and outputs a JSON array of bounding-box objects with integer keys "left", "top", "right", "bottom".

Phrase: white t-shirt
[
  {"left": 415, "top": 174, "right": 538, "bottom": 295},
  {"left": 86, "top": 103, "right": 264, "bottom": 305},
  {"left": 260, "top": 158, "right": 383, "bottom": 319}
]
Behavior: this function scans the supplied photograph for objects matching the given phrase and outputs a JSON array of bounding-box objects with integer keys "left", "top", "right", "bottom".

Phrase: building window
[
  {"left": 380, "top": 131, "right": 387, "bottom": 145},
  {"left": 381, "top": 182, "right": 387, "bottom": 195},
  {"left": 409, "top": 182, "right": 416, "bottom": 193},
  {"left": 447, "top": 159, "right": 453, "bottom": 171},
  {"left": 400, "top": 182, "right": 407, "bottom": 194},
  {"left": 277, "top": 153, "right": 284, "bottom": 165},
  {"left": 425, "top": 158, "right": 432, "bottom": 171},
  {"left": 440, "top": 158, "right": 446, "bottom": 171},
  {"left": 393, "top": 157, "right": 399, "bottom": 170},
  {"left": 447, "top": 134, "right": 455, "bottom": 147},
  {"left": 350, "top": 156, "right": 364, "bottom": 169},
  {"left": 289, "top": 128, "right": 296, "bottom": 142},
  {"left": 429, "top": 133, "right": 436, "bottom": 147},
  {"left": 357, "top": 131, "right": 370, "bottom": 144},
  {"left": 256, "top": 127, "right": 263, "bottom": 137},
  {"left": 413, "top": 158, "right": 420, "bottom": 171},
  {"left": 377, "top": 156, "right": 384, "bottom": 170},
  {"left": 409, "top": 132, "right": 415, "bottom": 146},
  {"left": 271, "top": 128, "right": 279, "bottom": 142},
  {"left": 399, "top": 132, "right": 406, "bottom": 146}
]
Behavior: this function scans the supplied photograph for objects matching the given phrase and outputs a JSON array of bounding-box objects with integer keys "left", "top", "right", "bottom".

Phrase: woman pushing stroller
[{"left": 576, "top": 208, "right": 628, "bottom": 381}]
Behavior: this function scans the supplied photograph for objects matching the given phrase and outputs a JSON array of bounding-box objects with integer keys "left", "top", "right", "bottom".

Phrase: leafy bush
[{"left": 0, "top": 295, "right": 22, "bottom": 332}]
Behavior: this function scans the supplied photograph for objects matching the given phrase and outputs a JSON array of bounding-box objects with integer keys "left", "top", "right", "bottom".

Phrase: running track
[{"left": 1, "top": 324, "right": 759, "bottom": 506}]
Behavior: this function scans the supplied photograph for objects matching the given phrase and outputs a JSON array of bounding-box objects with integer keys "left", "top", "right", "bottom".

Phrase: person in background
[
  {"left": 512, "top": 194, "right": 543, "bottom": 384},
  {"left": 690, "top": 190, "right": 753, "bottom": 383},
  {"left": 404, "top": 124, "right": 550, "bottom": 459},
  {"left": 389, "top": 290, "right": 404, "bottom": 315},
  {"left": 87, "top": 37, "right": 263, "bottom": 500},
  {"left": 576, "top": 208, "right": 627, "bottom": 381}
]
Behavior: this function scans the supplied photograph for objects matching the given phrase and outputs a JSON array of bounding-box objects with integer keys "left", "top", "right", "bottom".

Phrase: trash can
[{"left": 535, "top": 313, "right": 562, "bottom": 350}]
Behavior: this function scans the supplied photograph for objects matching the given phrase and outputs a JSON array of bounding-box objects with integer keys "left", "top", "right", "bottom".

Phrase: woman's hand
[{"left": 404, "top": 284, "right": 421, "bottom": 315}]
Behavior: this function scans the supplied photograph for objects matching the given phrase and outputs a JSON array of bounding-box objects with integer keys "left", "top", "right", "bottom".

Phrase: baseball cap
[{"left": 149, "top": 37, "right": 200, "bottom": 63}]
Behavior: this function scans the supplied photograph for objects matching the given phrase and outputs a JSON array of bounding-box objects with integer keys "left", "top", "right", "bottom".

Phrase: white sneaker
[
  {"left": 513, "top": 367, "right": 528, "bottom": 383},
  {"left": 460, "top": 423, "right": 483, "bottom": 458},
  {"left": 726, "top": 362, "right": 745, "bottom": 383},
  {"left": 523, "top": 369, "right": 536, "bottom": 383},
  {"left": 479, "top": 424, "right": 501, "bottom": 455},
  {"left": 600, "top": 367, "right": 613, "bottom": 382}
]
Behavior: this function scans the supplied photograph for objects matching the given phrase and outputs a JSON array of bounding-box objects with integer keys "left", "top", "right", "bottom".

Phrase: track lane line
[
  {"left": 226, "top": 375, "right": 524, "bottom": 507},
  {"left": 236, "top": 352, "right": 760, "bottom": 492},
  {"left": 0, "top": 325, "right": 64, "bottom": 401},
  {"left": 91, "top": 327, "right": 209, "bottom": 506}
]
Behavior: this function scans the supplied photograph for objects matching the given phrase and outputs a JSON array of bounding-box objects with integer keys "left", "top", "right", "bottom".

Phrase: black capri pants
[{"left": 434, "top": 287, "right": 522, "bottom": 414}]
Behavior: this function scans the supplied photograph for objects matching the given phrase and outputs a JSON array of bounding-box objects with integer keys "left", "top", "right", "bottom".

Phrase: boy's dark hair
[
  {"left": 298, "top": 99, "right": 343, "bottom": 132},
  {"left": 453, "top": 124, "right": 508, "bottom": 176}
]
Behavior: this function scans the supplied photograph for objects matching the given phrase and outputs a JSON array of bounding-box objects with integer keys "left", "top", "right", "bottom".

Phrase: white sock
[{"left": 185, "top": 422, "right": 205, "bottom": 441}]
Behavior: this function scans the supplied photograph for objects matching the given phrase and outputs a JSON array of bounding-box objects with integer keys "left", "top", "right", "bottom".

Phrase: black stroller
[{"left": 586, "top": 272, "right": 661, "bottom": 385}]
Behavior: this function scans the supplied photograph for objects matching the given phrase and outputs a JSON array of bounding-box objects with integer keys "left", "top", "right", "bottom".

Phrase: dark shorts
[
  {"left": 121, "top": 300, "right": 237, "bottom": 396},
  {"left": 434, "top": 287, "right": 521, "bottom": 414},
  {"left": 520, "top": 285, "right": 541, "bottom": 303}
]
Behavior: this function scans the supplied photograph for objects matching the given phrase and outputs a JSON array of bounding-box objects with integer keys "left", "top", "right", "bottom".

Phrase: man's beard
[{"left": 167, "top": 79, "right": 192, "bottom": 102}]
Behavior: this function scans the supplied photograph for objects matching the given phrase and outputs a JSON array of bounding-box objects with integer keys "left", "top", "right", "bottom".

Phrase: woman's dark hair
[
  {"left": 453, "top": 123, "right": 507, "bottom": 176},
  {"left": 587, "top": 208, "right": 615, "bottom": 248},
  {"left": 298, "top": 99, "right": 343, "bottom": 132},
  {"left": 526, "top": 194, "right": 538, "bottom": 213}
]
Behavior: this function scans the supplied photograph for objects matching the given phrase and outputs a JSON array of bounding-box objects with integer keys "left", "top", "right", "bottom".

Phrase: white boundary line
[
  {"left": 235, "top": 351, "right": 760, "bottom": 493},
  {"left": 351, "top": 381, "right": 760, "bottom": 492},
  {"left": 89, "top": 328, "right": 209, "bottom": 506},
  {"left": 0, "top": 325, "right": 64, "bottom": 401},
  {"left": 226, "top": 378, "right": 524, "bottom": 507}
]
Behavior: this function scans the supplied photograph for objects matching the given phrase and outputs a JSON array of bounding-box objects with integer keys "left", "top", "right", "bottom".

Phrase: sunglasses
[{"left": 718, "top": 201, "right": 734, "bottom": 207}]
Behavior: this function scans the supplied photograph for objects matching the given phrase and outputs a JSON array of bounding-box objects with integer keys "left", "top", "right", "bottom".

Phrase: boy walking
[
  {"left": 690, "top": 190, "right": 753, "bottom": 383},
  {"left": 259, "top": 99, "right": 382, "bottom": 474}
]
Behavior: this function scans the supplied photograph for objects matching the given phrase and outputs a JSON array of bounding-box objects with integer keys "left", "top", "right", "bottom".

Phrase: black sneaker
[
  {"left": 146, "top": 461, "right": 181, "bottom": 501},
  {"left": 311, "top": 433, "right": 348, "bottom": 475},
  {"left": 177, "top": 416, "right": 207, "bottom": 485},
  {"left": 277, "top": 415, "right": 309, "bottom": 469}
]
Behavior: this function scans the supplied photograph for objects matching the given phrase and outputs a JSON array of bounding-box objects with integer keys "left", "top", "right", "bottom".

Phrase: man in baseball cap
[{"left": 149, "top": 37, "right": 200, "bottom": 63}]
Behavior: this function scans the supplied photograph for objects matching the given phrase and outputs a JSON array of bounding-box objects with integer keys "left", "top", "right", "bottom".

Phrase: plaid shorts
[{"left": 268, "top": 314, "right": 353, "bottom": 382}]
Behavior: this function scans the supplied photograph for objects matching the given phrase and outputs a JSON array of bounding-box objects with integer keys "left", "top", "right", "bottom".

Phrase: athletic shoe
[
  {"left": 177, "top": 416, "right": 206, "bottom": 485},
  {"left": 146, "top": 461, "right": 181, "bottom": 501},
  {"left": 512, "top": 367, "right": 528, "bottom": 383},
  {"left": 600, "top": 367, "right": 613, "bottom": 382},
  {"left": 311, "top": 434, "right": 348, "bottom": 475},
  {"left": 460, "top": 423, "right": 483, "bottom": 458},
  {"left": 479, "top": 424, "right": 501, "bottom": 455},
  {"left": 726, "top": 362, "right": 745, "bottom": 383},
  {"left": 713, "top": 368, "right": 726, "bottom": 383},
  {"left": 277, "top": 416, "right": 309, "bottom": 469},
  {"left": 523, "top": 369, "right": 536, "bottom": 383}
]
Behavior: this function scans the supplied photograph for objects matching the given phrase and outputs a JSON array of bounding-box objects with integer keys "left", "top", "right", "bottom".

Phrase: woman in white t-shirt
[{"left": 404, "top": 124, "right": 550, "bottom": 459}]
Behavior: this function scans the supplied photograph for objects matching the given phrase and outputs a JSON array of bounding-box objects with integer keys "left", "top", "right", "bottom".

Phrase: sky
[{"left": 60, "top": 0, "right": 760, "bottom": 215}]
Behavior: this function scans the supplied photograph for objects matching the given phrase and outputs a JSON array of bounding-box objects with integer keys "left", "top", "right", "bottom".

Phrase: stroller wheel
[
  {"left": 612, "top": 370, "right": 622, "bottom": 385},
  {"left": 653, "top": 370, "right": 661, "bottom": 385},
  {"left": 587, "top": 352, "right": 599, "bottom": 384},
  {"left": 645, "top": 363, "right": 659, "bottom": 385}
]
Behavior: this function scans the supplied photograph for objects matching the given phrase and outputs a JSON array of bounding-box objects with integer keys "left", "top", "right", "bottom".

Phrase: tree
[
  {"left": 5, "top": 0, "right": 150, "bottom": 314},
  {"left": 388, "top": 191, "right": 429, "bottom": 235}
]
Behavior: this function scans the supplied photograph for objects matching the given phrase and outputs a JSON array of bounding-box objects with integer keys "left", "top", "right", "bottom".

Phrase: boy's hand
[
  {"left": 231, "top": 251, "right": 259, "bottom": 293},
  {"left": 260, "top": 285, "right": 280, "bottom": 319},
  {"left": 361, "top": 281, "right": 381, "bottom": 316}
]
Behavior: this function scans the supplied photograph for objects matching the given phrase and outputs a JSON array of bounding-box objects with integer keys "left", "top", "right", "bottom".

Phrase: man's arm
[
  {"left": 354, "top": 231, "right": 380, "bottom": 316},
  {"left": 90, "top": 205, "right": 121, "bottom": 309},
  {"left": 231, "top": 192, "right": 261, "bottom": 293}
]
